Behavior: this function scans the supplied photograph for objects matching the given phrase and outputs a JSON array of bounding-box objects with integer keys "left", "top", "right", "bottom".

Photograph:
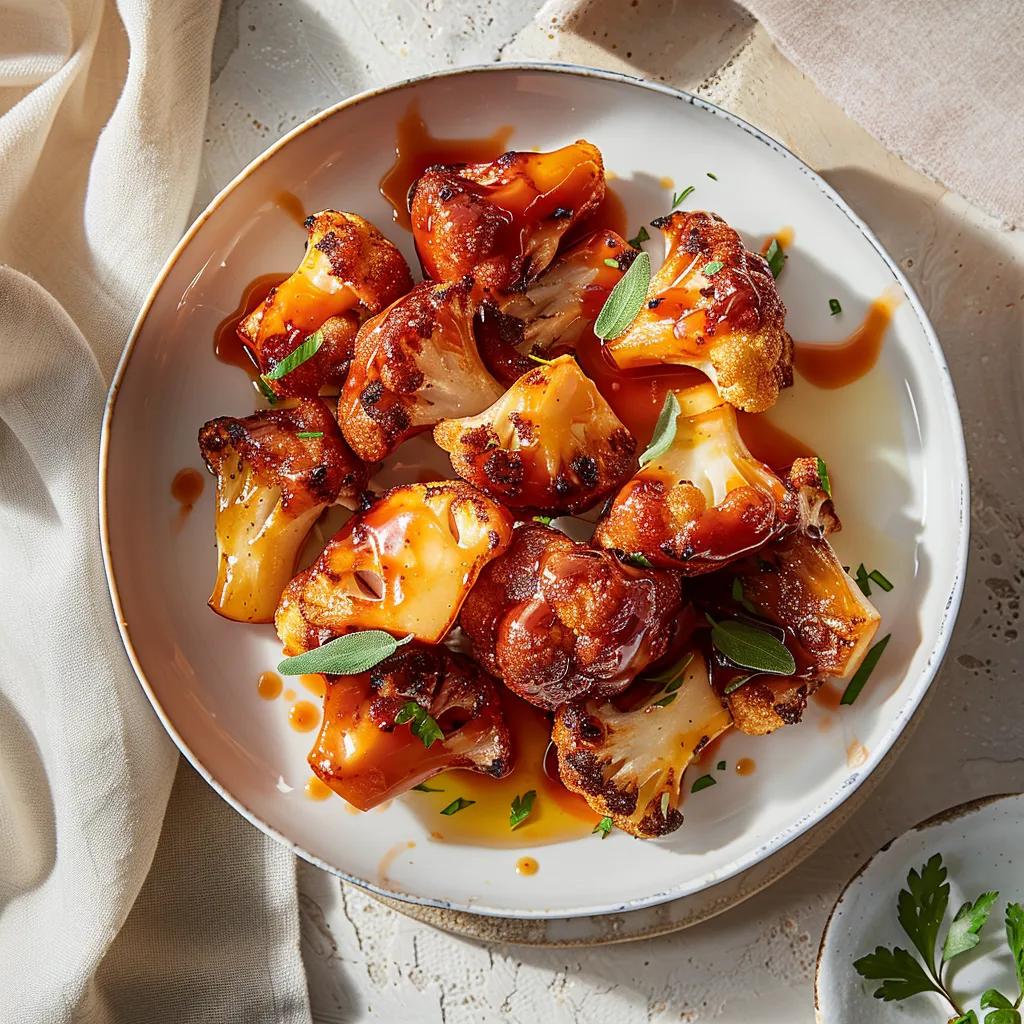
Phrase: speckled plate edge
[
  {"left": 98, "top": 62, "right": 969, "bottom": 920},
  {"left": 814, "top": 792, "right": 1021, "bottom": 1020}
]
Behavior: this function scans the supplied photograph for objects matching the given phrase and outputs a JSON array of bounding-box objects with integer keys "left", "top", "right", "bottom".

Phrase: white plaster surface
[{"left": 201, "top": 2, "right": 1024, "bottom": 1020}]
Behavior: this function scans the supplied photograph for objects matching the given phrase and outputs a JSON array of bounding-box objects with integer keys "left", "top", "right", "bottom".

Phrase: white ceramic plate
[
  {"left": 817, "top": 794, "right": 1024, "bottom": 1022},
  {"left": 100, "top": 64, "right": 968, "bottom": 919}
]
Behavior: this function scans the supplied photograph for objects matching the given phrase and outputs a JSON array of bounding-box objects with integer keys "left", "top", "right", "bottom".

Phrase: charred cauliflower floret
[
  {"left": 691, "top": 508, "right": 880, "bottom": 737},
  {"left": 474, "top": 231, "right": 636, "bottom": 384},
  {"left": 594, "top": 383, "right": 833, "bottom": 573},
  {"left": 433, "top": 355, "right": 636, "bottom": 515},
  {"left": 553, "top": 649, "right": 731, "bottom": 837},
  {"left": 309, "top": 643, "right": 512, "bottom": 811},
  {"left": 337, "top": 278, "right": 504, "bottom": 462},
  {"left": 409, "top": 141, "right": 606, "bottom": 292},
  {"left": 239, "top": 210, "right": 413, "bottom": 397},
  {"left": 276, "top": 481, "right": 513, "bottom": 651},
  {"left": 605, "top": 211, "right": 793, "bottom": 412},
  {"left": 460, "top": 523, "right": 685, "bottom": 710},
  {"left": 198, "top": 399, "right": 367, "bottom": 624}
]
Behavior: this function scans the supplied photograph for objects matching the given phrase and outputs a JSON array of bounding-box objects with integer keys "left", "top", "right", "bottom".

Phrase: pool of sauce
[
  {"left": 213, "top": 272, "right": 287, "bottom": 373},
  {"left": 794, "top": 294, "right": 898, "bottom": 389},
  {"left": 300, "top": 673, "right": 327, "bottom": 699},
  {"left": 407, "top": 691, "right": 598, "bottom": 848},
  {"left": 380, "top": 101, "right": 514, "bottom": 229}
]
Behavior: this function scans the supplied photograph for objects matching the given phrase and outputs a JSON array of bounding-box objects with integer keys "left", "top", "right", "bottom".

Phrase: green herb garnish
[
  {"left": 671, "top": 185, "right": 695, "bottom": 209},
  {"left": 594, "top": 250, "right": 651, "bottom": 340},
  {"left": 716, "top": 760, "right": 727, "bottom": 771},
  {"left": 264, "top": 327, "right": 324, "bottom": 380},
  {"left": 278, "top": 630, "right": 413, "bottom": 676},
  {"left": 638, "top": 392, "right": 680, "bottom": 467},
  {"left": 603, "top": 257, "right": 619, "bottom": 268},
  {"left": 690, "top": 775, "right": 716, "bottom": 794},
  {"left": 840, "top": 633, "right": 891, "bottom": 705},
  {"left": 765, "top": 238, "right": 785, "bottom": 279},
  {"left": 395, "top": 701, "right": 444, "bottom": 748},
  {"left": 296, "top": 431, "right": 324, "bottom": 439},
  {"left": 723, "top": 673, "right": 756, "bottom": 695},
  {"left": 731, "top": 577, "right": 757, "bottom": 614},
  {"left": 706, "top": 171, "right": 718, "bottom": 180},
  {"left": 628, "top": 225, "right": 650, "bottom": 248},
  {"left": 411, "top": 782, "right": 444, "bottom": 793},
  {"left": 624, "top": 552, "right": 654, "bottom": 568},
  {"left": 710, "top": 617, "right": 796, "bottom": 676},
  {"left": 854, "top": 852, "right": 1024, "bottom": 1020},
  {"left": 869, "top": 569, "right": 894, "bottom": 592},
  {"left": 854, "top": 563, "right": 872, "bottom": 596},
  {"left": 816, "top": 456, "right": 832, "bottom": 498},
  {"left": 702, "top": 260, "right": 724, "bottom": 277},
  {"left": 440, "top": 797, "right": 475, "bottom": 816},
  {"left": 509, "top": 790, "right": 537, "bottom": 830},
  {"left": 829, "top": 298, "right": 842, "bottom": 316},
  {"left": 593, "top": 816, "right": 613, "bottom": 839},
  {"left": 533, "top": 514, "right": 554, "bottom": 525},
  {"left": 527, "top": 352, "right": 555, "bottom": 365},
  {"left": 254, "top": 375, "right": 278, "bottom": 404}
]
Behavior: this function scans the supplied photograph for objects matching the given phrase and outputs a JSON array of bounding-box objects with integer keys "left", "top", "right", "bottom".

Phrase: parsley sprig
[{"left": 854, "top": 852, "right": 1024, "bottom": 1021}]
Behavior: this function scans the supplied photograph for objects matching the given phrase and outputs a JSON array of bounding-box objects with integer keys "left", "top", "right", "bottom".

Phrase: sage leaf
[
  {"left": 278, "top": 630, "right": 413, "bottom": 676},
  {"left": 638, "top": 392, "right": 681, "bottom": 467},
  {"left": 595, "top": 250, "right": 651, "bottom": 340},
  {"left": 710, "top": 618, "right": 796, "bottom": 676}
]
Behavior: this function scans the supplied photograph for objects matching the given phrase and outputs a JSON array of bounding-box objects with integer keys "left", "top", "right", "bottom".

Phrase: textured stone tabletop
[{"left": 203, "top": 2, "right": 1024, "bottom": 1020}]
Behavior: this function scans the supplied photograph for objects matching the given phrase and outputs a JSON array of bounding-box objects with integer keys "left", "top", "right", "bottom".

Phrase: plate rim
[
  {"left": 814, "top": 792, "right": 1022, "bottom": 1020},
  {"left": 98, "top": 60, "right": 971, "bottom": 920}
]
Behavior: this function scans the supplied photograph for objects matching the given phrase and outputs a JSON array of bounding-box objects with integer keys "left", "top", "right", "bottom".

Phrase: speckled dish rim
[
  {"left": 814, "top": 793, "right": 1021, "bottom": 1019},
  {"left": 98, "top": 62, "right": 970, "bottom": 920}
]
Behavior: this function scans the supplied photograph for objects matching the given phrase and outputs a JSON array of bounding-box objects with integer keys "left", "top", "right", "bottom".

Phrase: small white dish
[
  {"left": 100, "top": 63, "right": 968, "bottom": 919},
  {"left": 817, "top": 793, "right": 1024, "bottom": 1022}
]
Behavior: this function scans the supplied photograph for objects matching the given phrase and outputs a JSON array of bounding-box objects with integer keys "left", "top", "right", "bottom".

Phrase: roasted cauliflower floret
[
  {"left": 474, "top": 231, "right": 636, "bottom": 384},
  {"left": 460, "top": 523, "right": 685, "bottom": 710},
  {"left": 240, "top": 210, "right": 413, "bottom": 397},
  {"left": 605, "top": 211, "right": 793, "bottom": 412},
  {"left": 276, "top": 481, "right": 513, "bottom": 651},
  {"left": 409, "top": 141, "right": 606, "bottom": 292},
  {"left": 692, "top": 531, "right": 880, "bottom": 736},
  {"left": 309, "top": 643, "right": 512, "bottom": 811},
  {"left": 337, "top": 279, "right": 504, "bottom": 462},
  {"left": 594, "top": 383, "right": 833, "bottom": 573},
  {"left": 553, "top": 649, "right": 731, "bottom": 837},
  {"left": 433, "top": 355, "right": 636, "bottom": 515},
  {"left": 198, "top": 399, "right": 368, "bottom": 623}
]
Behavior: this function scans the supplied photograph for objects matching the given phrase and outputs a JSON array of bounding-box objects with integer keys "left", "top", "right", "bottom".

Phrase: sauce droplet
[
  {"left": 379, "top": 101, "right": 513, "bottom": 230},
  {"left": 735, "top": 757, "right": 756, "bottom": 776},
  {"left": 305, "top": 775, "right": 333, "bottom": 801},
  {"left": 300, "top": 673, "right": 326, "bottom": 699},
  {"left": 794, "top": 293, "right": 899, "bottom": 389},
  {"left": 275, "top": 190, "right": 306, "bottom": 228},
  {"left": 847, "top": 739, "right": 869, "bottom": 768},
  {"left": 257, "top": 671, "right": 283, "bottom": 701},
  {"left": 171, "top": 467, "right": 204, "bottom": 509},
  {"left": 289, "top": 700, "right": 319, "bottom": 732},
  {"left": 516, "top": 856, "right": 539, "bottom": 876},
  {"left": 283, "top": 688, "right": 296, "bottom": 702}
]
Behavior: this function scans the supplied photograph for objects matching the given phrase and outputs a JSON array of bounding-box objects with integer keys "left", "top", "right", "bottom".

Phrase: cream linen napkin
[
  {"left": 0, "top": 2, "right": 309, "bottom": 1020},
  {"left": 736, "top": 0, "right": 1024, "bottom": 228}
]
